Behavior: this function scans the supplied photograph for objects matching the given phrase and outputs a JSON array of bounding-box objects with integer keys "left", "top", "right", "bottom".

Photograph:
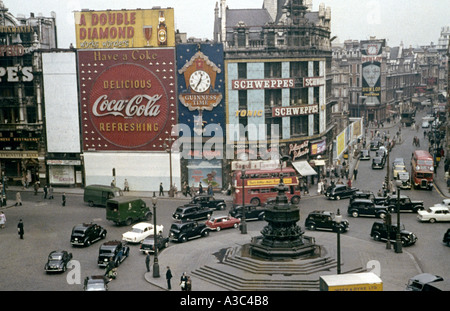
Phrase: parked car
[
  {"left": 371, "top": 157, "right": 385, "bottom": 169},
  {"left": 393, "top": 157, "right": 404, "bottom": 166},
  {"left": 205, "top": 215, "right": 240, "bottom": 231},
  {"left": 83, "top": 275, "right": 109, "bottom": 291},
  {"left": 406, "top": 273, "right": 443, "bottom": 291},
  {"left": 417, "top": 206, "right": 450, "bottom": 223},
  {"left": 97, "top": 240, "right": 130, "bottom": 268},
  {"left": 370, "top": 221, "right": 417, "bottom": 246},
  {"left": 305, "top": 211, "right": 349, "bottom": 232},
  {"left": 172, "top": 204, "right": 214, "bottom": 221},
  {"left": 70, "top": 223, "right": 107, "bottom": 247},
  {"left": 122, "top": 222, "right": 164, "bottom": 243},
  {"left": 229, "top": 205, "right": 266, "bottom": 221},
  {"left": 397, "top": 171, "right": 411, "bottom": 189},
  {"left": 140, "top": 234, "right": 170, "bottom": 253},
  {"left": 384, "top": 194, "right": 424, "bottom": 212},
  {"left": 443, "top": 228, "right": 450, "bottom": 246},
  {"left": 360, "top": 149, "right": 371, "bottom": 160},
  {"left": 347, "top": 199, "right": 388, "bottom": 219},
  {"left": 169, "top": 220, "right": 210, "bottom": 243},
  {"left": 190, "top": 194, "right": 227, "bottom": 210},
  {"left": 392, "top": 164, "right": 407, "bottom": 179},
  {"left": 325, "top": 184, "right": 359, "bottom": 200},
  {"left": 44, "top": 250, "right": 73, "bottom": 273}
]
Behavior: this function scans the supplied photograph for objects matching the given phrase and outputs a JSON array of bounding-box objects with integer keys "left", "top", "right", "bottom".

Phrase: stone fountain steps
[
  {"left": 191, "top": 246, "right": 368, "bottom": 291},
  {"left": 191, "top": 265, "right": 320, "bottom": 291}
]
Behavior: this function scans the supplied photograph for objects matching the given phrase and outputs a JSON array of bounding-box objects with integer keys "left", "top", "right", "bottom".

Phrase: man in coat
[
  {"left": 17, "top": 219, "right": 24, "bottom": 239},
  {"left": 166, "top": 266, "right": 173, "bottom": 290}
]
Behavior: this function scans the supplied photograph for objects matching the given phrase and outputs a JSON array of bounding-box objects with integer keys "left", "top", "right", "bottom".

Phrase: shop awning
[
  {"left": 292, "top": 161, "right": 318, "bottom": 176},
  {"left": 311, "top": 159, "right": 326, "bottom": 166}
]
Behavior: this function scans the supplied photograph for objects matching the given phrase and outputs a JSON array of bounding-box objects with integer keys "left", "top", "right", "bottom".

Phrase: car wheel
[
  {"left": 429, "top": 218, "right": 436, "bottom": 223},
  {"left": 101, "top": 233, "right": 106, "bottom": 239},
  {"left": 216, "top": 226, "right": 221, "bottom": 232},
  {"left": 351, "top": 211, "right": 359, "bottom": 218},
  {"left": 378, "top": 213, "right": 386, "bottom": 219},
  {"left": 202, "top": 230, "right": 210, "bottom": 237},
  {"left": 85, "top": 240, "right": 91, "bottom": 247},
  {"left": 336, "top": 196, "right": 341, "bottom": 200},
  {"left": 308, "top": 224, "right": 316, "bottom": 230},
  {"left": 219, "top": 204, "right": 226, "bottom": 210},
  {"left": 374, "top": 233, "right": 381, "bottom": 241},
  {"left": 250, "top": 198, "right": 260, "bottom": 206},
  {"left": 164, "top": 241, "right": 169, "bottom": 248},
  {"left": 88, "top": 201, "right": 94, "bottom": 207},
  {"left": 181, "top": 236, "right": 187, "bottom": 243},
  {"left": 233, "top": 223, "right": 239, "bottom": 229},
  {"left": 206, "top": 213, "right": 211, "bottom": 219},
  {"left": 291, "top": 196, "right": 300, "bottom": 204},
  {"left": 125, "top": 218, "right": 132, "bottom": 226}
]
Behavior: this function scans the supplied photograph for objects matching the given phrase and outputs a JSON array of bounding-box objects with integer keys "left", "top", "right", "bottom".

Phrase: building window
[
  {"left": 265, "top": 89, "right": 282, "bottom": 107},
  {"left": 264, "top": 62, "right": 281, "bottom": 78},
  {"left": 238, "top": 63, "right": 247, "bottom": 79},
  {"left": 290, "top": 116, "right": 308, "bottom": 136}
]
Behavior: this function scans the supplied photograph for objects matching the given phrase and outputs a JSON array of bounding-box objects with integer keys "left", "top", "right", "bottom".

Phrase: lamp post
[
  {"left": 151, "top": 192, "right": 160, "bottom": 277},
  {"left": 335, "top": 208, "right": 342, "bottom": 274},
  {"left": 240, "top": 169, "right": 247, "bottom": 234},
  {"left": 394, "top": 181, "right": 403, "bottom": 253},
  {"left": 163, "top": 138, "right": 174, "bottom": 197}
]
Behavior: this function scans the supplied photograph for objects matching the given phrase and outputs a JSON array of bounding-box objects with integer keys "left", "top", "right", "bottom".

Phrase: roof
[{"left": 132, "top": 222, "right": 153, "bottom": 229}]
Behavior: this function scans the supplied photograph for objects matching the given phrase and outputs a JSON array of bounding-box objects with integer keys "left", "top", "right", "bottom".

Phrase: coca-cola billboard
[{"left": 78, "top": 49, "right": 176, "bottom": 151}]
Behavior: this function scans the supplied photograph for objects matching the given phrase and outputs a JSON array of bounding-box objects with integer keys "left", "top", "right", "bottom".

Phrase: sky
[{"left": 5, "top": 0, "right": 449, "bottom": 49}]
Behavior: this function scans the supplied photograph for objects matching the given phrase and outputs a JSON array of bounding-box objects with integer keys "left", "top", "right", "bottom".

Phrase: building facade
[
  {"left": 214, "top": 0, "right": 334, "bottom": 179},
  {"left": 0, "top": 1, "right": 57, "bottom": 187}
]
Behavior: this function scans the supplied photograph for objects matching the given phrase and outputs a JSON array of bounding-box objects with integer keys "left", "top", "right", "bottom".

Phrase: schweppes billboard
[{"left": 74, "top": 8, "right": 175, "bottom": 49}]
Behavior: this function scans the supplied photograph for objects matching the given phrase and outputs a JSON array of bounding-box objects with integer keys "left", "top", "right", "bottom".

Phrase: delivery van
[
  {"left": 84, "top": 184, "right": 123, "bottom": 207},
  {"left": 106, "top": 197, "right": 152, "bottom": 226}
]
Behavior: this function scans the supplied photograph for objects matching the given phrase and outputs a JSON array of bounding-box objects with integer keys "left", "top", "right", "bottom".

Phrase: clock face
[
  {"left": 189, "top": 70, "right": 211, "bottom": 93},
  {"left": 367, "top": 45, "right": 377, "bottom": 55}
]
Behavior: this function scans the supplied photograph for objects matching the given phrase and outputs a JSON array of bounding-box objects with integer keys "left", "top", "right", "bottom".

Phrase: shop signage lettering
[
  {"left": 235, "top": 110, "right": 263, "bottom": 117},
  {"left": 272, "top": 105, "right": 319, "bottom": 117},
  {"left": 0, "top": 26, "right": 33, "bottom": 33},
  {"left": 92, "top": 94, "right": 162, "bottom": 118},
  {"left": 289, "top": 141, "right": 309, "bottom": 161},
  {"left": 0, "top": 45, "right": 25, "bottom": 57},
  {"left": 0, "top": 66, "right": 33, "bottom": 82},
  {"left": 232, "top": 78, "right": 294, "bottom": 90},
  {"left": 303, "top": 76, "right": 324, "bottom": 87}
]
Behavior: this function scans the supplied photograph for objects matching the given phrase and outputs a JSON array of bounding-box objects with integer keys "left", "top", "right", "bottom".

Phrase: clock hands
[{"left": 195, "top": 72, "right": 203, "bottom": 89}]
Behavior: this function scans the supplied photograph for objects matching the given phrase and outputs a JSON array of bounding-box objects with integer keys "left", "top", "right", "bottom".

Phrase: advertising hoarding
[
  {"left": 78, "top": 48, "right": 176, "bottom": 151},
  {"left": 74, "top": 8, "right": 175, "bottom": 49}
]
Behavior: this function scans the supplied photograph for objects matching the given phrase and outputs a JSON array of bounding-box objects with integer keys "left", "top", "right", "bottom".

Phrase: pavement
[{"left": 2, "top": 117, "right": 448, "bottom": 291}]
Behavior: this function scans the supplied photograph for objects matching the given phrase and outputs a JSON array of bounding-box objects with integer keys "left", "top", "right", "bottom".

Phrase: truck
[
  {"left": 106, "top": 197, "right": 152, "bottom": 226},
  {"left": 84, "top": 184, "right": 123, "bottom": 207},
  {"left": 320, "top": 272, "right": 383, "bottom": 291}
]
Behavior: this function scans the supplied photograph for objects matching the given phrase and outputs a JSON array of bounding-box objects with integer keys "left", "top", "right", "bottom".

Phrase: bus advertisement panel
[{"left": 232, "top": 167, "right": 301, "bottom": 206}]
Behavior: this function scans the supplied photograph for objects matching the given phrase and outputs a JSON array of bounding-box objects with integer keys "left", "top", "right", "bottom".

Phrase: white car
[
  {"left": 417, "top": 206, "right": 450, "bottom": 223},
  {"left": 122, "top": 222, "right": 164, "bottom": 243},
  {"left": 421, "top": 121, "right": 430, "bottom": 128}
]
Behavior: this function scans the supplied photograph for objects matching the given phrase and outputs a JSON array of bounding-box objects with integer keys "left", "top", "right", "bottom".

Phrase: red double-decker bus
[
  {"left": 411, "top": 150, "right": 434, "bottom": 190},
  {"left": 232, "top": 167, "right": 301, "bottom": 206}
]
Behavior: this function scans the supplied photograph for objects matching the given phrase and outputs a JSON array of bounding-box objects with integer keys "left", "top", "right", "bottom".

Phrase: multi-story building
[
  {"left": 0, "top": 1, "right": 57, "bottom": 187},
  {"left": 214, "top": 0, "right": 334, "bottom": 179}
]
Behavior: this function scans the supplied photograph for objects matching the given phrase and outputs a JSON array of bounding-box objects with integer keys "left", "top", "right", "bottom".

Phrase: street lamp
[
  {"left": 240, "top": 169, "right": 247, "bottom": 234},
  {"left": 394, "top": 180, "right": 403, "bottom": 253},
  {"left": 335, "top": 208, "right": 342, "bottom": 274},
  {"left": 151, "top": 192, "right": 160, "bottom": 277},
  {"left": 163, "top": 138, "right": 174, "bottom": 197}
]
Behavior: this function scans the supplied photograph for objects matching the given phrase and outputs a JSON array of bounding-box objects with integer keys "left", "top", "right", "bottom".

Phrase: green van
[
  {"left": 84, "top": 184, "right": 123, "bottom": 207},
  {"left": 106, "top": 197, "right": 152, "bottom": 226}
]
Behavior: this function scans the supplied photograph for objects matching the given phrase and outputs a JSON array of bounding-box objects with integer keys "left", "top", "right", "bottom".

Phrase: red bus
[
  {"left": 411, "top": 150, "right": 434, "bottom": 190},
  {"left": 232, "top": 167, "right": 301, "bottom": 206}
]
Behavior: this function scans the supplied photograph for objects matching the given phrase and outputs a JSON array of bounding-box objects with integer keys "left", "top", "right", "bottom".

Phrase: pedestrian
[
  {"left": 145, "top": 251, "right": 151, "bottom": 273},
  {"left": 207, "top": 183, "right": 213, "bottom": 195},
  {"left": 34, "top": 182, "right": 39, "bottom": 195},
  {"left": 124, "top": 179, "right": 130, "bottom": 192},
  {"left": 317, "top": 179, "right": 324, "bottom": 195},
  {"left": 347, "top": 179, "right": 352, "bottom": 188},
  {"left": 166, "top": 266, "right": 173, "bottom": 290},
  {"left": 159, "top": 182, "right": 164, "bottom": 196},
  {"left": 48, "top": 185, "right": 54, "bottom": 199},
  {"left": 173, "top": 184, "right": 178, "bottom": 197},
  {"left": 198, "top": 182, "right": 203, "bottom": 194},
  {"left": 180, "top": 272, "right": 188, "bottom": 291},
  {"left": 43, "top": 184, "right": 48, "bottom": 199},
  {"left": 186, "top": 276, "right": 192, "bottom": 291},
  {"left": 62, "top": 192, "right": 66, "bottom": 207},
  {"left": 15, "top": 192, "right": 22, "bottom": 206},
  {"left": 353, "top": 168, "right": 358, "bottom": 180},
  {"left": 186, "top": 183, "right": 192, "bottom": 197},
  {"left": 0, "top": 211, "right": 6, "bottom": 229},
  {"left": 17, "top": 219, "right": 24, "bottom": 239}
]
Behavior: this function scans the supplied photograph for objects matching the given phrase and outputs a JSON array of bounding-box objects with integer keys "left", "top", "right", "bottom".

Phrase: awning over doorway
[{"left": 292, "top": 161, "right": 318, "bottom": 176}]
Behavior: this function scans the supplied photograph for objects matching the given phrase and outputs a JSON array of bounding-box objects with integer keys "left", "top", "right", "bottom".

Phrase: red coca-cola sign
[{"left": 78, "top": 49, "right": 176, "bottom": 151}]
